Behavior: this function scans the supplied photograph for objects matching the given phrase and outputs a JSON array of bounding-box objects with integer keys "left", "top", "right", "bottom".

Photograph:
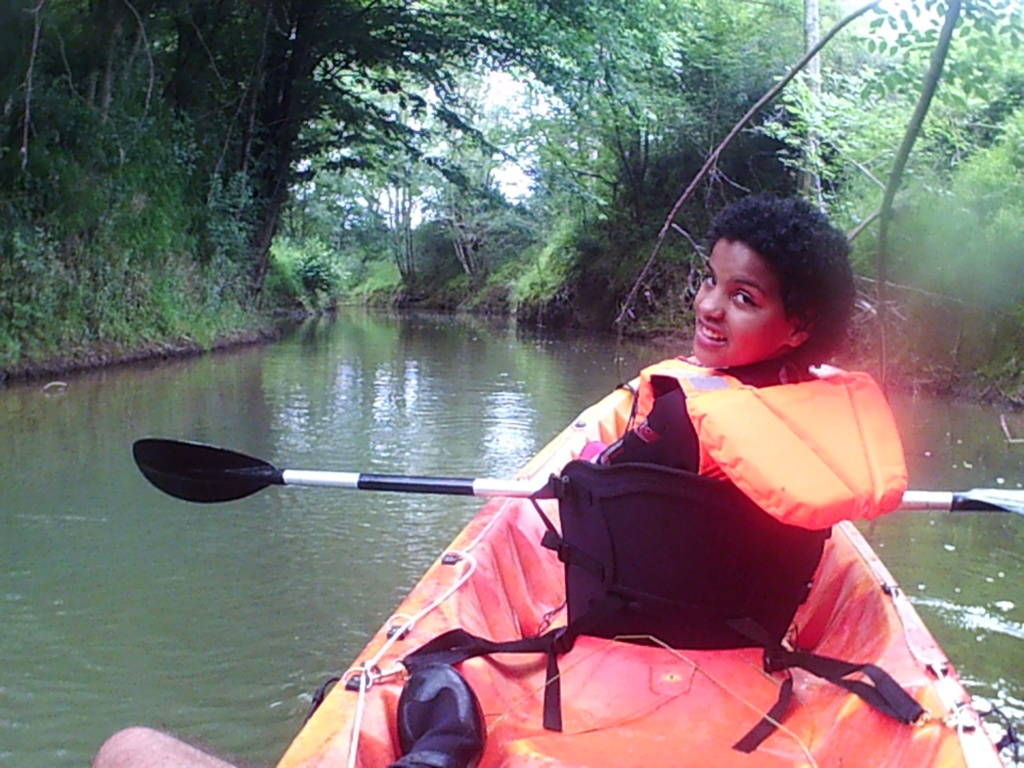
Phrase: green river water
[{"left": 0, "top": 310, "right": 1020, "bottom": 766}]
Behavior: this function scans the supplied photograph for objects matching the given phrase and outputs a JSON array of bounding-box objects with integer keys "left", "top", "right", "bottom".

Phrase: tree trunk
[
  {"left": 247, "top": 0, "right": 326, "bottom": 302},
  {"left": 875, "top": 0, "right": 962, "bottom": 385},
  {"left": 387, "top": 184, "right": 416, "bottom": 283},
  {"left": 799, "top": 0, "right": 823, "bottom": 206},
  {"left": 99, "top": 14, "right": 124, "bottom": 121}
]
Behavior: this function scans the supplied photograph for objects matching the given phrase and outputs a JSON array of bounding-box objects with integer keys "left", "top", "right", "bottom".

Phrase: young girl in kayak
[
  {"left": 588, "top": 193, "right": 907, "bottom": 533},
  {"left": 593, "top": 192, "right": 857, "bottom": 470}
]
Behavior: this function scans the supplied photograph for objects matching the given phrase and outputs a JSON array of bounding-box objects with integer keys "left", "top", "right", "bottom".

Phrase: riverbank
[{"left": 0, "top": 327, "right": 282, "bottom": 388}]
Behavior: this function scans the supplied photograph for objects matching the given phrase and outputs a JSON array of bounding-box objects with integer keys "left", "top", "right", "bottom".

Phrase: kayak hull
[{"left": 277, "top": 386, "right": 1002, "bottom": 768}]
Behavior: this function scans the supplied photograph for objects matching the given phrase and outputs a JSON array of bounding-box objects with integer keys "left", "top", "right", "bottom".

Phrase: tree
[
  {"left": 875, "top": 0, "right": 962, "bottom": 383},
  {"left": 800, "top": 0, "right": 824, "bottom": 205}
]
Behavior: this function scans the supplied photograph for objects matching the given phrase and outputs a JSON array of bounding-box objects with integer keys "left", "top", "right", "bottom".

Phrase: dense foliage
[{"left": 2, "top": 0, "right": 1023, "bottom": 397}]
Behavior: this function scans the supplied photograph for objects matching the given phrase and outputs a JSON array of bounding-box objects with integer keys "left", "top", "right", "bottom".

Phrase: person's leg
[
  {"left": 92, "top": 727, "right": 240, "bottom": 768},
  {"left": 94, "top": 664, "right": 485, "bottom": 768}
]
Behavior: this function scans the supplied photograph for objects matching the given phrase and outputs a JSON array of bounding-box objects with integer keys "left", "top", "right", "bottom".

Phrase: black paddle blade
[
  {"left": 132, "top": 438, "right": 283, "bottom": 503},
  {"left": 954, "top": 489, "right": 1024, "bottom": 516}
]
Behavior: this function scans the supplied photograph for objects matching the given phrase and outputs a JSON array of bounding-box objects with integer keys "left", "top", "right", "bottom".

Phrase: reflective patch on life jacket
[{"left": 681, "top": 373, "right": 732, "bottom": 391}]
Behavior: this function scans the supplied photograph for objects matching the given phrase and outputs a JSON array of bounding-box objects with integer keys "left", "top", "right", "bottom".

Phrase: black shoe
[{"left": 389, "top": 663, "right": 486, "bottom": 768}]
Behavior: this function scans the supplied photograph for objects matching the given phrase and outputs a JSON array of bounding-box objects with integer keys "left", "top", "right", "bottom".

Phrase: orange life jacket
[{"left": 635, "top": 358, "right": 908, "bottom": 529}]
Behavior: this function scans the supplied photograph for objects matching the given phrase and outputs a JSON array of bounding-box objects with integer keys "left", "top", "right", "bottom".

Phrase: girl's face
[{"left": 692, "top": 239, "right": 808, "bottom": 369}]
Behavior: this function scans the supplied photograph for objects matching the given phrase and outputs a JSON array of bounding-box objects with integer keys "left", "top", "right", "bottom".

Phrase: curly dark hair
[{"left": 705, "top": 194, "right": 855, "bottom": 366}]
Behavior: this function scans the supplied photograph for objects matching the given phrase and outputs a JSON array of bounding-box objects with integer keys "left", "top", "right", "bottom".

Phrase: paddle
[
  {"left": 132, "top": 438, "right": 548, "bottom": 503},
  {"left": 132, "top": 438, "right": 1024, "bottom": 516},
  {"left": 896, "top": 489, "right": 1024, "bottom": 515}
]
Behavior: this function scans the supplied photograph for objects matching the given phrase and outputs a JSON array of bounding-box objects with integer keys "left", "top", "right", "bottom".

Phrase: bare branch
[
  {"left": 847, "top": 208, "right": 880, "bottom": 242},
  {"left": 616, "top": 0, "right": 884, "bottom": 330},
  {"left": 21, "top": 0, "right": 46, "bottom": 171},
  {"left": 999, "top": 414, "right": 1024, "bottom": 444},
  {"left": 670, "top": 223, "right": 701, "bottom": 254},
  {"left": 121, "top": 0, "right": 155, "bottom": 116}
]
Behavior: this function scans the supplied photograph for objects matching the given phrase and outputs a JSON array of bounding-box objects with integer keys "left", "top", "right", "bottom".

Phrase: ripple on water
[{"left": 910, "top": 595, "right": 1024, "bottom": 640}]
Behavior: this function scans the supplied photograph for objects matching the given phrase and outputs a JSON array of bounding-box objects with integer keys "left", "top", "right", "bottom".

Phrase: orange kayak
[{"left": 277, "top": 384, "right": 1003, "bottom": 768}]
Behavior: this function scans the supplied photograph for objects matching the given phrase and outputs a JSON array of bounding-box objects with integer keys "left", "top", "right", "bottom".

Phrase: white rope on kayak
[
  {"left": 460, "top": 495, "right": 526, "bottom": 554},
  {"left": 341, "top": 449, "right": 589, "bottom": 763},
  {"left": 346, "top": 665, "right": 370, "bottom": 768},
  {"left": 338, "top": 398, "right": 621, "bottom": 764},
  {"left": 344, "top": 548, "right": 479, "bottom": 767},
  {"left": 341, "top": 492, "right": 551, "bottom": 765}
]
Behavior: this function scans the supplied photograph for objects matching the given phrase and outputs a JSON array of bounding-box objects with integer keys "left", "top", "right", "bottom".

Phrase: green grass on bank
[{"left": 0, "top": 238, "right": 260, "bottom": 373}]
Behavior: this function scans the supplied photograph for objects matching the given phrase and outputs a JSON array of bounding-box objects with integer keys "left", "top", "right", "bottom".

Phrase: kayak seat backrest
[{"left": 547, "top": 460, "right": 831, "bottom": 649}]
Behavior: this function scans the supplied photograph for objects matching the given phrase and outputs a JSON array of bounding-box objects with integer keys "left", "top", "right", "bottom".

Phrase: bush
[{"left": 264, "top": 236, "right": 346, "bottom": 311}]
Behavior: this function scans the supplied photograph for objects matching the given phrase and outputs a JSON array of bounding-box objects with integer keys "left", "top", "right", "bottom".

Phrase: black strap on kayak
[
  {"left": 730, "top": 618, "right": 926, "bottom": 753},
  {"left": 400, "top": 628, "right": 567, "bottom": 727},
  {"left": 732, "top": 676, "right": 795, "bottom": 753}
]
